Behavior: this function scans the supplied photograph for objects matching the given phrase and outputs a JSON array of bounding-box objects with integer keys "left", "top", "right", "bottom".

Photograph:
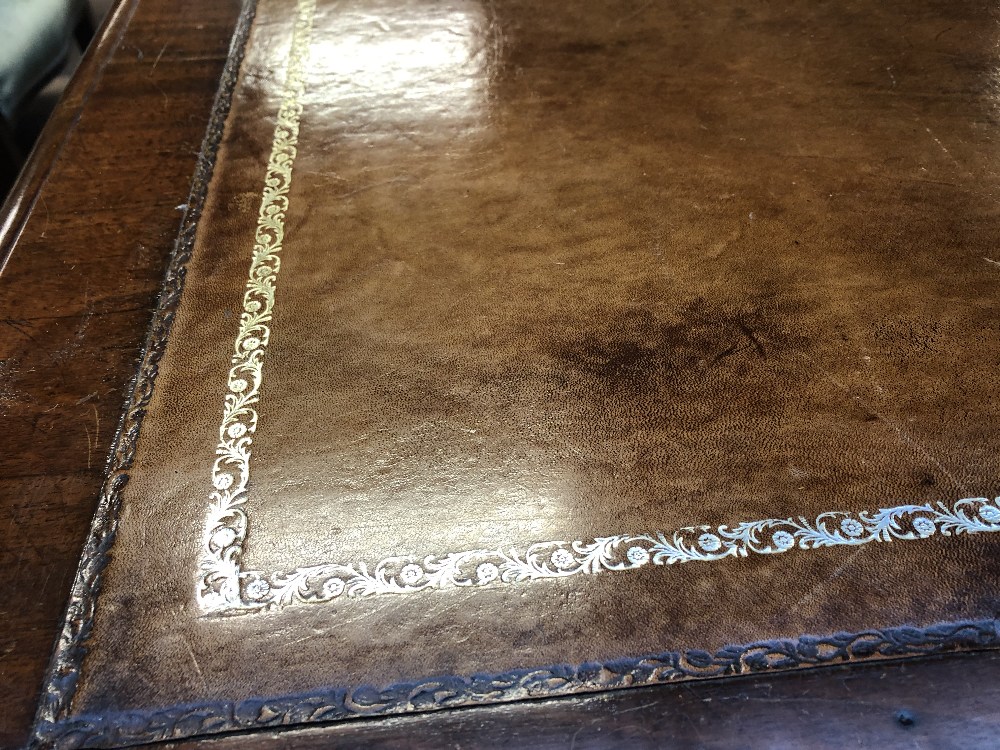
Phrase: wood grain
[
  {"left": 2, "top": 0, "right": 1000, "bottom": 748},
  {"left": 160, "top": 652, "right": 1000, "bottom": 750},
  {"left": 0, "top": 1, "right": 243, "bottom": 746}
]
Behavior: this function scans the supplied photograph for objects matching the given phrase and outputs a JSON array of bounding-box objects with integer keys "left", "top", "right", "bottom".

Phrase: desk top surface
[{"left": 3, "top": 0, "right": 1000, "bottom": 747}]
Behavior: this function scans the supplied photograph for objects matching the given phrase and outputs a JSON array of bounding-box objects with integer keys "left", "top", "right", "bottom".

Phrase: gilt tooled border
[
  {"left": 31, "top": 0, "right": 262, "bottom": 742},
  {"left": 195, "top": 0, "right": 1000, "bottom": 615},
  {"left": 32, "top": 619, "right": 1000, "bottom": 748},
  {"left": 31, "top": 0, "right": 1000, "bottom": 746}
]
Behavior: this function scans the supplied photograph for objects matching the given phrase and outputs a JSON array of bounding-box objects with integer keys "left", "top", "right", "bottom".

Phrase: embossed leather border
[
  {"left": 35, "top": 620, "right": 1000, "bottom": 748},
  {"left": 31, "top": 0, "right": 262, "bottom": 744},
  {"left": 32, "top": 0, "right": 1000, "bottom": 747}
]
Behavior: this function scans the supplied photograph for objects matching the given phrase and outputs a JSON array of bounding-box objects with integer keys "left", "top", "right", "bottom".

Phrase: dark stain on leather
[
  {"left": 556, "top": 41, "right": 612, "bottom": 57},
  {"left": 546, "top": 296, "right": 804, "bottom": 395}
]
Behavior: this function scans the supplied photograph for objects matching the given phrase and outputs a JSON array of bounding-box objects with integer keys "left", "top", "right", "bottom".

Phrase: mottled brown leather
[{"left": 69, "top": 0, "right": 1000, "bottom": 733}]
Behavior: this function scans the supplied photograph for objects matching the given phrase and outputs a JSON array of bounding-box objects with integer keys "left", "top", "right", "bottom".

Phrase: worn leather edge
[
  {"left": 35, "top": 620, "right": 1000, "bottom": 749},
  {"left": 28, "top": 0, "right": 261, "bottom": 746},
  {"left": 23, "top": 0, "right": 1000, "bottom": 746}
]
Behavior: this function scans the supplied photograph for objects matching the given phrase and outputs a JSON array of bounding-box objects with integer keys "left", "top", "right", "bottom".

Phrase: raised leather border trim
[
  {"left": 31, "top": 0, "right": 1000, "bottom": 746},
  {"left": 35, "top": 620, "right": 1000, "bottom": 748},
  {"left": 30, "top": 0, "right": 262, "bottom": 744}
]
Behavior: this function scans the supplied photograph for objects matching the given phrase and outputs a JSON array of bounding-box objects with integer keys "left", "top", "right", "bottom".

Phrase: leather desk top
[{"left": 4, "top": 0, "right": 1000, "bottom": 747}]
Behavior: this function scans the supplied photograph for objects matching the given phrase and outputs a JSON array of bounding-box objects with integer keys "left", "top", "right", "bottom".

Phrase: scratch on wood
[
  {"left": 150, "top": 42, "right": 168, "bottom": 74},
  {"left": 82, "top": 404, "right": 100, "bottom": 469},
  {"left": 92, "top": 404, "right": 100, "bottom": 454}
]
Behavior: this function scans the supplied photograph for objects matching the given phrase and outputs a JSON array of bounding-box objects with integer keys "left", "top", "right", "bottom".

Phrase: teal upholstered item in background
[{"left": 0, "top": 0, "right": 86, "bottom": 120}]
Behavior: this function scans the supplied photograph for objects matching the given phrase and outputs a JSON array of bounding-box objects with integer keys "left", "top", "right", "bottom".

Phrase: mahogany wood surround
[{"left": 3, "top": 0, "right": 1000, "bottom": 748}]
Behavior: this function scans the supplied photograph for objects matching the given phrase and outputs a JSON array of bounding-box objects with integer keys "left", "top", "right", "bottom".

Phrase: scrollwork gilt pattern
[
  {"left": 32, "top": 0, "right": 263, "bottom": 739},
  {"left": 29, "top": 0, "right": 1000, "bottom": 746},
  {"left": 28, "top": 0, "right": 1000, "bottom": 746},
  {"left": 226, "top": 497, "right": 1000, "bottom": 612},
  {"left": 198, "top": 0, "right": 316, "bottom": 612}
]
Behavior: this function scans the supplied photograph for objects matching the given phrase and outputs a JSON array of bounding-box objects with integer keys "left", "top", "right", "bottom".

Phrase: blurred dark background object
[{"left": 0, "top": 0, "right": 114, "bottom": 195}]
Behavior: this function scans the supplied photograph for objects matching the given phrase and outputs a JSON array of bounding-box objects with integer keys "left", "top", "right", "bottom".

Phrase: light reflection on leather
[{"left": 307, "top": 0, "right": 494, "bottom": 132}]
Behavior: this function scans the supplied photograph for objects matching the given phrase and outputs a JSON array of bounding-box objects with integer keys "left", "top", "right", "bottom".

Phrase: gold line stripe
[{"left": 200, "top": 0, "right": 316, "bottom": 612}]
